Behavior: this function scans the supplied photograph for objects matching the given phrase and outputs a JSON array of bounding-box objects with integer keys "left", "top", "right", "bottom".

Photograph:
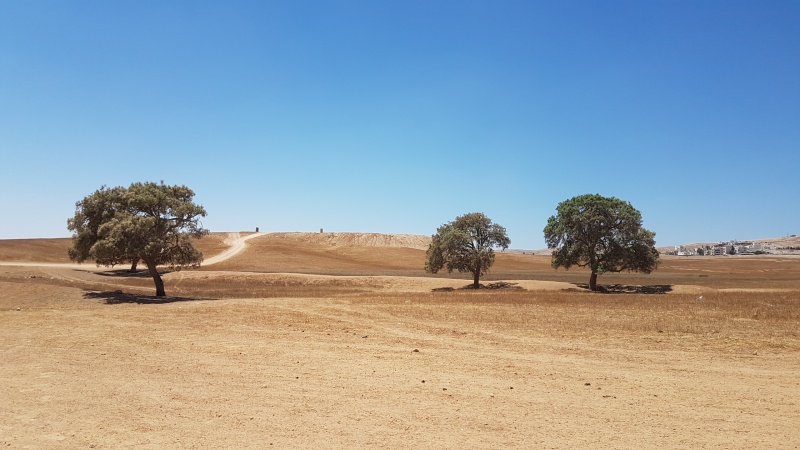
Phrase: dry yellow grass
[
  {"left": 0, "top": 233, "right": 231, "bottom": 265},
  {"left": 1, "top": 232, "right": 799, "bottom": 448},
  {"left": 0, "top": 238, "right": 75, "bottom": 263}
]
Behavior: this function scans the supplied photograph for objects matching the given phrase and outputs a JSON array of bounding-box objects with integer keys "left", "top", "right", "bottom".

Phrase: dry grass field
[{"left": 1, "top": 232, "right": 799, "bottom": 448}]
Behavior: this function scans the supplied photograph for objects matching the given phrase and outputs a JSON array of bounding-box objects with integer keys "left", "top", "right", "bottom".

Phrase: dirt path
[{"left": 202, "top": 232, "right": 265, "bottom": 266}]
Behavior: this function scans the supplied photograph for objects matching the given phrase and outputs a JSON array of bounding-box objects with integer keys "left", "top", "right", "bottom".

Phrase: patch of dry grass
[
  {"left": 346, "top": 288, "right": 800, "bottom": 353},
  {"left": 2, "top": 235, "right": 798, "bottom": 356},
  {"left": 0, "top": 238, "right": 73, "bottom": 263},
  {"left": 0, "top": 233, "right": 230, "bottom": 264},
  {"left": 166, "top": 273, "right": 372, "bottom": 299}
]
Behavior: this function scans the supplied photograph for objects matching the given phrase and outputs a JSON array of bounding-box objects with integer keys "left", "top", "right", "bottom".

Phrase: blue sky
[{"left": 1, "top": 1, "right": 798, "bottom": 249}]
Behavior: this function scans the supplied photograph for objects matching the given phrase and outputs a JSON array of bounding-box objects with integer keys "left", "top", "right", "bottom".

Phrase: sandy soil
[{"left": 1, "top": 234, "right": 799, "bottom": 449}]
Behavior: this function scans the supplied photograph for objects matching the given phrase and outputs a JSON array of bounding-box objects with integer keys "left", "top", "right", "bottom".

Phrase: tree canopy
[
  {"left": 67, "top": 182, "right": 209, "bottom": 297},
  {"left": 425, "top": 212, "right": 510, "bottom": 288},
  {"left": 543, "top": 194, "right": 659, "bottom": 291}
]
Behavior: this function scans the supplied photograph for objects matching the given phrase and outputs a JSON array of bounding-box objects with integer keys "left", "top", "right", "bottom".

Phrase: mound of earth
[{"left": 265, "top": 232, "right": 431, "bottom": 250}]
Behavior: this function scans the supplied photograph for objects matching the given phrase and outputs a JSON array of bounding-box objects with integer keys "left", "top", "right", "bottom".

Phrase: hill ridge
[{"left": 265, "top": 232, "right": 432, "bottom": 250}]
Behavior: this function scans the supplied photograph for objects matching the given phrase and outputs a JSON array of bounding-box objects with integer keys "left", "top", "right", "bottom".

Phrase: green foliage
[
  {"left": 425, "top": 212, "right": 510, "bottom": 287},
  {"left": 67, "top": 185, "right": 130, "bottom": 266},
  {"left": 543, "top": 194, "right": 659, "bottom": 291},
  {"left": 68, "top": 182, "right": 209, "bottom": 296}
]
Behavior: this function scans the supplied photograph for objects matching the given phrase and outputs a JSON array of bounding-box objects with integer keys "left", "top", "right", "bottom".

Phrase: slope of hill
[
  {"left": 264, "top": 232, "right": 431, "bottom": 250},
  {"left": 3, "top": 232, "right": 797, "bottom": 287},
  {"left": 0, "top": 238, "right": 74, "bottom": 263},
  {"left": 202, "top": 232, "right": 430, "bottom": 274},
  {"left": 0, "top": 233, "right": 231, "bottom": 264},
  {"left": 0, "top": 232, "right": 430, "bottom": 264}
]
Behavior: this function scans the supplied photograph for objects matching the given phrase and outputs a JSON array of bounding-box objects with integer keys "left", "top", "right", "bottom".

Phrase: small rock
[
  {"left": 584, "top": 382, "right": 591, "bottom": 386},
  {"left": 412, "top": 349, "right": 419, "bottom": 353}
]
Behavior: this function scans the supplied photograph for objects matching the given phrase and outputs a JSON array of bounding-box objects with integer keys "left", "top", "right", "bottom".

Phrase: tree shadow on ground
[
  {"left": 93, "top": 269, "right": 174, "bottom": 278},
  {"left": 568, "top": 283, "right": 673, "bottom": 294},
  {"left": 83, "top": 290, "right": 216, "bottom": 304},
  {"left": 432, "top": 281, "right": 525, "bottom": 292}
]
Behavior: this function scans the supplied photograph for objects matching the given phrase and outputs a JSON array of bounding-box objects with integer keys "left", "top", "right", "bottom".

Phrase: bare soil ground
[{"left": 1, "top": 233, "right": 799, "bottom": 449}]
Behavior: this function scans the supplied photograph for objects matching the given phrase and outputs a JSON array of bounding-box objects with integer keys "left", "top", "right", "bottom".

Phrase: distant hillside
[
  {"left": 0, "top": 238, "right": 73, "bottom": 263},
  {"left": 3, "top": 232, "right": 797, "bottom": 264},
  {"left": 753, "top": 235, "right": 800, "bottom": 247},
  {"left": 0, "top": 233, "right": 231, "bottom": 264},
  {"left": 270, "top": 232, "right": 432, "bottom": 250}
]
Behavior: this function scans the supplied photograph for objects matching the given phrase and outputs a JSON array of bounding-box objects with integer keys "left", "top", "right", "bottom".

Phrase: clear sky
[{"left": 1, "top": 1, "right": 798, "bottom": 249}]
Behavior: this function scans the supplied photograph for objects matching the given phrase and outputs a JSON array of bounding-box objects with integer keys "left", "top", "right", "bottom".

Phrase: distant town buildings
[{"left": 666, "top": 240, "right": 781, "bottom": 256}]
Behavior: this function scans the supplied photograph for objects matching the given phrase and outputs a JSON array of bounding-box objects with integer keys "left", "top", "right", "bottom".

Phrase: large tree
[
  {"left": 425, "top": 212, "right": 510, "bottom": 288},
  {"left": 544, "top": 194, "right": 659, "bottom": 291},
  {"left": 68, "top": 182, "right": 209, "bottom": 297}
]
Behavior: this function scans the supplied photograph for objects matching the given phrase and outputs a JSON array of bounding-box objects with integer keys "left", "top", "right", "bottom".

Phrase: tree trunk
[
  {"left": 589, "top": 272, "right": 598, "bottom": 292},
  {"left": 146, "top": 260, "right": 166, "bottom": 297},
  {"left": 128, "top": 259, "right": 139, "bottom": 272},
  {"left": 472, "top": 270, "right": 481, "bottom": 289}
]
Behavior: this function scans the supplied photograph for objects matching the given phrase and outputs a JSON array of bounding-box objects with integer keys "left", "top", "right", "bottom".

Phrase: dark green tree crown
[
  {"left": 544, "top": 194, "right": 659, "bottom": 277},
  {"left": 425, "top": 212, "right": 510, "bottom": 286},
  {"left": 68, "top": 181, "right": 208, "bottom": 268}
]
